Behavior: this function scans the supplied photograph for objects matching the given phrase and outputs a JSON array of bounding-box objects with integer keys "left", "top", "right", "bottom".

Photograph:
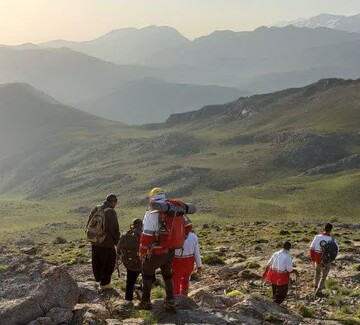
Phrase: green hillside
[{"left": 0, "top": 79, "right": 359, "bottom": 239}]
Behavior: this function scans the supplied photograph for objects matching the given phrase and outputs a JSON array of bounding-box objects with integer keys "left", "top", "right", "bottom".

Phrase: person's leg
[
  {"left": 140, "top": 254, "right": 160, "bottom": 308},
  {"left": 172, "top": 258, "right": 182, "bottom": 295},
  {"left": 91, "top": 245, "right": 102, "bottom": 282},
  {"left": 126, "top": 269, "right": 141, "bottom": 301},
  {"left": 179, "top": 256, "right": 195, "bottom": 296},
  {"left": 314, "top": 263, "right": 321, "bottom": 291},
  {"left": 272, "top": 284, "right": 277, "bottom": 301},
  {"left": 317, "top": 263, "right": 331, "bottom": 292},
  {"left": 100, "top": 247, "right": 116, "bottom": 286},
  {"left": 274, "top": 284, "right": 288, "bottom": 304},
  {"left": 160, "top": 250, "right": 175, "bottom": 303}
]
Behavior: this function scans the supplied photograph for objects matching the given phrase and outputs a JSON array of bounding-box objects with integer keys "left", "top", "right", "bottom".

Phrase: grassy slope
[{"left": 0, "top": 79, "right": 359, "bottom": 241}]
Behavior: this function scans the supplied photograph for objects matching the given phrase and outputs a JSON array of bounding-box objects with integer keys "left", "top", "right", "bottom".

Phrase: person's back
[
  {"left": 87, "top": 194, "right": 120, "bottom": 290},
  {"left": 173, "top": 231, "right": 202, "bottom": 295},
  {"left": 309, "top": 223, "right": 339, "bottom": 297},
  {"left": 118, "top": 219, "right": 143, "bottom": 301},
  {"left": 263, "top": 242, "right": 298, "bottom": 304},
  {"left": 139, "top": 188, "right": 190, "bottom": 311}
]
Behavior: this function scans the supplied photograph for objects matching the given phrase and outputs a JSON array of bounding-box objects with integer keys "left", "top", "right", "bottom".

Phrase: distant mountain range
[
  {"left": 39, "top": 25, "right": 190, "bottom": 65},
  {"left": 1, "top": 24, "right": 360, "bottom": 123},
  {"left": 276, "top": 13, "right": 360, "bottom": 34}
]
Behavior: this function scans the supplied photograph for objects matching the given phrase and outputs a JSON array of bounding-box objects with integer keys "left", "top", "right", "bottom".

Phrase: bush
[
  {"left": 68, "top": 258, "right": 77, "bottom": 265},
  {"left": 0, "top": 265, "right": 7, "bottom": 272},
  {"left": 203, "top": 253, "right": 225, "bottom": 265},
  {"left": 132, "top": 310, "right": 156, "bottom": 325},
  {"left": 299, "top": 304, "right": 315, "bottom": 318},
  {"left": 244, "top": 261, "right": 261, "bottom": 269},
  {"left": 152, "top": 286, "right": 166, "bottom": 299},
  {"left": 53, "top": 236, "right": 67, "bottom": 244},
  {"left": 353, "top": 264, "right": 360, "bottom": 272}
]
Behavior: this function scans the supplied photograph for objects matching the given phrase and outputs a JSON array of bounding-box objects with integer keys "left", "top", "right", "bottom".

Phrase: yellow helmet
[{"left": 148, "top": 187, "right": 165, "bottom": 197}]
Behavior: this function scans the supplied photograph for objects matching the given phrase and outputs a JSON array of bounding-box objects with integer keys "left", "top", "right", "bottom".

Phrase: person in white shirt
[
  {"left": 309, "top": 223, "right": 339, "bottom": 297},
  {"left": 173, "top": 231, "right": 202, "bottom": 296},
  {"left": 263, "top": 241, "right": 299, "bottom": 304}
]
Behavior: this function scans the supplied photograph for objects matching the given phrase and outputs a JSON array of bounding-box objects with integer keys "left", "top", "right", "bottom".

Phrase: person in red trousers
[{"left": 173, "top": 231, "right": 202, "bottom": 296}]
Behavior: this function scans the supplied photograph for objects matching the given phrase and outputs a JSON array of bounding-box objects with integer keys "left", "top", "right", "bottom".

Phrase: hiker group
[{"left": 86, "top": 189, "right": 339, "bottom": 311}]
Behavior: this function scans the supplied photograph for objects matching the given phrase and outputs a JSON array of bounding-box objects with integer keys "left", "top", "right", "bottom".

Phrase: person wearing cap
[
  {"left": 173, "top": 230, "right": 202, "bottom": 296},
  {"left": 88, "top": 194, "right": 120, "bottom": 290},
  {"left": 263, "top": 241, "right": 299, "bottom": 304},
  {"left": 138, "top": 187, "right": 183, "bottom": 311}
]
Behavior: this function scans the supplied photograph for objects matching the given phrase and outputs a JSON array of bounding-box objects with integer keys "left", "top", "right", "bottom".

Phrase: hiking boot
[
  {"left": 164, "top": 299, "right": 176, "bottom": 313},
  {"left": 99, "top": 284, "right": 113, "bottom": 290},
  {"left": 138, "top": 301, "right": 153, "bottom": 310}
]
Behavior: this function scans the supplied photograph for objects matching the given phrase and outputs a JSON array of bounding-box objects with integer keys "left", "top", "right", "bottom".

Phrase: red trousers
[{"left": 173, "top": 256, "right": 195, "bottom": 296}]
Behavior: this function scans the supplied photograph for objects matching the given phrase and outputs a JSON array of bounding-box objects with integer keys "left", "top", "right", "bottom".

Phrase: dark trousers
[
  {"left": 126, "top": 269, "right": 141, "bottom": 301},
  {"left": 92, "top": 245, "right": 116, "bottom": 286},
  {"left": 142, "top": 250, "right": 175, "bottom": 303},
  {"left": 272, "top": 284, "right": 288, "bottom": 304}
]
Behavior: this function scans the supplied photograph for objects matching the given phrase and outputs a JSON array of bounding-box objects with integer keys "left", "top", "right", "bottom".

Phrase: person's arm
[
  {"left": 309, "top": 236, "right": 317, "bottom": 261},
  {"left": 194, "top": 236, "right": 202, "bottom": 275},
  {"left": 106, "top": 209, "right": 120, "bottom": 246},
  {"left": 139, "top": 212, "right": 158, "bottom": 261}
]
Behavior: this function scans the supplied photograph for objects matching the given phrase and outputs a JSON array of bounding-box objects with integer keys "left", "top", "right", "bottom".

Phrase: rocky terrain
[{"left": 1, "top": 222, "right": 359, "bottom": 324}]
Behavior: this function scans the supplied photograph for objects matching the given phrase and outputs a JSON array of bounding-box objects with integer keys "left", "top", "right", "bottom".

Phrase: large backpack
[
  {"left": 119, "top": 230, "right": 142, "bottom": 271},
  {"left": 86, "top": 206, "right": 109, "bottom": 245},
  {"left": 157, "top": 199, "right": 187, "bottom": 249},
  {"left": 321, "top": 239, "right": 338, "bottom": 264}
]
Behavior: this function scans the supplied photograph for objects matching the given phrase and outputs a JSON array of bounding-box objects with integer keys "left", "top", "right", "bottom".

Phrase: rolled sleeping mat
[{"left": 150, "top": 200, "right": 196, "bottom": 214}]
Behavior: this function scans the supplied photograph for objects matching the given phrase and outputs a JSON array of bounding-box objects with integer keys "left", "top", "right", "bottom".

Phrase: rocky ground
[{"left": 0, "top": 222, "right": 359, "bottom": 324}]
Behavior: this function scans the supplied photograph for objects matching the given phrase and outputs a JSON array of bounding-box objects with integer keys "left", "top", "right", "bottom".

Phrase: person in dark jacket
[
  {"left": 88, "top": 194, "right": 120, "bottom": 290},
  {"left": 117, "top": 218, "right": 143, "bottom": 301}
]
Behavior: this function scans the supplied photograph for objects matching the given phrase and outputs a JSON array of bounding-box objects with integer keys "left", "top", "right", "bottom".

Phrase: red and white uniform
[
  {"left": 139, "top": 210, "right": 192, "bottom": 259},
  {"left": 173, "top": 232, "right": 201, "bottom": 295},
  {"left": 309, "top": 233, "right": 339, "bottom": 264},
  {"left": 264, "top": 249, "right": 293, "bottom": 286}
]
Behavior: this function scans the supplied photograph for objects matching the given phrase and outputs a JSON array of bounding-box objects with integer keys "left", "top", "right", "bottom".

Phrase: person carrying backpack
[
  {"left": 86, "top": 194, "right": 120, "bottom": 290},
  {"left": 263, "top": 241, "right": 299, "bottom": 304},
  {"left": 173, "top": 230, "right": 202, "bottom": 296},
  {"left": 309, "top": 223, "right": 339, "bottom": 297},
  {"left": 138, "top": 188, "right": 191, "bottom": 311},
  {"left": 117, "top": 218, "right": 143, "bottom": 301}
]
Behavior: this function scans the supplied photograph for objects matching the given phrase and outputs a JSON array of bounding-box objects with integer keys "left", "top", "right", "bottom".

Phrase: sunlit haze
[{"left": 1, "top": 0, "right": 360, "bottom": 44}]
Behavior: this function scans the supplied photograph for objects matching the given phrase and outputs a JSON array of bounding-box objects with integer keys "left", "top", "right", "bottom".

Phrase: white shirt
[
  {"left": 267, "top": 249, "right": 293, "bottom": 273},
  {"left": 310, "top": 234, "right": 339, "bottom": 253},
  {"left": 175, "top": 232, "right": 202, "bottom": 267}
]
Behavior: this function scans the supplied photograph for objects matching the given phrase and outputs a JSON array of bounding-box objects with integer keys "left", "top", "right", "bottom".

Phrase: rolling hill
[
  {"left": 0, "top": 46, "right": 240, "bottom": 124},
  {"left": 78, "top": 78, "right": 241, "bottom": 124},
  {"left": 0, "top": 79, "right": 358, "bottom": 221}
]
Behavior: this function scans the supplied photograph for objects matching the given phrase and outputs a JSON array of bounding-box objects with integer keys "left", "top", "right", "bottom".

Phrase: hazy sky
[{"left": 1, "top": 0, "right": 360, "bottom": 44}]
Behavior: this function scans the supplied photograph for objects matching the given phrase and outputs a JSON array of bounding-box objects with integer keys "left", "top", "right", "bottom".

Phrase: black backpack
[
  {"left": 119, "top": 229, "right": 142, "bottom": 271},
  {"left": 321, "top": 239, "right": 338, "bottom": 264}
]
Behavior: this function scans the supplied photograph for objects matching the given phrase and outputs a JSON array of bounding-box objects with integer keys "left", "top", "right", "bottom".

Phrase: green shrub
[
  {"left": 203, "top": 253, "right": 225, "bottom": 265},
  {"left": 353, "top": 264, "right": 360, "bottom": 272},
  {"left": 299, "top": 304, "right": 315, "bottom": 318},
  {"left": 132, "top": 310, "right": 157, "bottom": 325},
  {"left": 152, "top": 286, "right": 166, "bottom": 299},
  {"left": 68, "top": 258, "right": 77, "bottom": 265},
  {"left": 53, "top": 236, "right": 67, "bottom": 244},
  {"left": 326, "top": 278, "right": 340, "bottom": 290},
  {"left": 244, "top": 261, "right": 261, "bottom": 269},
  {"left": 0, "top": 265, "right": 7, "bottom": 272}
]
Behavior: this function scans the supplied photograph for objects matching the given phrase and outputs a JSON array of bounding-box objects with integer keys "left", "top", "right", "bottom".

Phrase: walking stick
[{"left": 295, "top": 275, "right": 299, "bottom": 307}]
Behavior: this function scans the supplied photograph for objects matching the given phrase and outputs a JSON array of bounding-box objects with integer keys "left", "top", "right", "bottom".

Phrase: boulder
[
  {"left": 107, "top": 299, "right": 133, "bottom": 320},
  {"left": 19, "top": 245, "right": 37, "bottom": 255},
  {"left": 28, "top": 317, "right": 55, "bottom": 325},
  {"left": 0, "top": 258, "right": 80, "bottom": 325},
  {"left": 189, "top": 288, "right": 237, "bottom": 309},
  {"left": 46, "top": 307, "right": 73, "bottom": 324},
  {"left": 218, "top": 264, "right": 245, "bottom": 280}
]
